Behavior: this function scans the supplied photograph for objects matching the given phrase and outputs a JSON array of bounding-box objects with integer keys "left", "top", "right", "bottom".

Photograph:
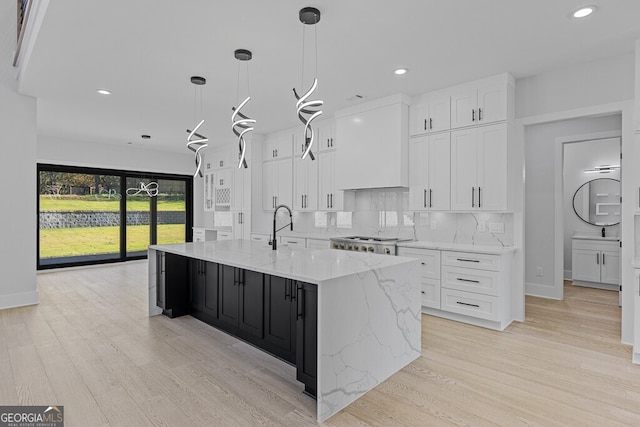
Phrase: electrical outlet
[
  {"left": 488, "top": 222, "right": 504, "bottom": 233},
  {"left": 430, "top": 220, "right": 437, "bottom": 230},
  {"left": 477, "top": 222, "right": 486, "bottom": 232},
  {"left": 536, "top": 267, "right": 543, "bottom": 277}
]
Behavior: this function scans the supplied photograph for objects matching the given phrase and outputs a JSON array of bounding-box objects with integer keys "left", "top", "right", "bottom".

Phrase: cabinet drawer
[
  {"left": 397, "top": 248, "right": 440, "bottom": 280},
  {"left": 307, "top": 238, "right": 329, "bottom": 250},
  {"left": 217, "top": 231, "right": 233, "bottom": 240},
  {"left": 193, "top": 229, "right": 206, "bottom": 242},
  {"left": 421, "top": 278, "right": 440, "bottom": 309},
  {"left": 572, "top": 239, "right": 619, "bottom": 252},
  {"left": 442, "top": 265, "right": 500, "bottom": 296},
  {"left": 441, "top": 288, "right": 500, "bottom": 321},
  {"left": 279, "top": 236, "right": 306, "bottom": 247},
  {"left": 441, "top": 251, "right": 501, "bottom": 271}
]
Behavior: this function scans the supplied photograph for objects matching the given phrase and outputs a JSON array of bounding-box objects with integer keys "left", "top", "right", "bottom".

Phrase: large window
[{"left": 38, "top": 164, "right": 192, "bottom": 269}]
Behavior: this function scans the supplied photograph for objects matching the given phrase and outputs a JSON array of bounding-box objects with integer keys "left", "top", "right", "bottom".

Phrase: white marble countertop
[
  {"left": 397, "top": 240, "right": 516, "bottom": 254},
  {"left": 150, "top": 240, "right": 417, "bottom": 284},
  {"left": 571, "top": 235, "right": 620, "bottom": 241}
]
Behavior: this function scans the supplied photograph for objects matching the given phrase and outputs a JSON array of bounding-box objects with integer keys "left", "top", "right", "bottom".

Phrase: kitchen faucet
[{"left": 271, "top": 204, "right": 293, "bottom": 250}]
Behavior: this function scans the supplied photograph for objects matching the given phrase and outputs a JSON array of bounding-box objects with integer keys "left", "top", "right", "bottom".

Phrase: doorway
[{"left": 562, "top": 136, "right": 621, "bottom": 300}]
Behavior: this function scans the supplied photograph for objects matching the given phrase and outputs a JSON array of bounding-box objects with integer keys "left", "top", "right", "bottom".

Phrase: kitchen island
[{"left": 148, "top": 240, "right": 421, "bottom": 422}]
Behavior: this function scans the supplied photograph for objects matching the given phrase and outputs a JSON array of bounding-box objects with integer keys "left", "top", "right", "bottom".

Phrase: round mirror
[{"left": 572, "top": 178, "right": 620, "bottom": 226}]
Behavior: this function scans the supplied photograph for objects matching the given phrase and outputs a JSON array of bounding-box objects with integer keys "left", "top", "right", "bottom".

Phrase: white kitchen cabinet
[
  {"left": 262, "top": 158, "right": 293, "bottom": 211},
  {"left": 409, "top": 132, "right": 450, "bottom": 211},
  {"left": 409, "top": 94, "right": 450, "bottom": 136},
  {"left": 450, "top": 81, "right": 507, "bottom": 129},
  {"left": 216, "top": 230, "right": 233, "bottom": 240},
  {"left": 397, "top": 247, "right": 441, "bottom": 309},
  {"left": 263, "top": 130, "right": 293, "bottom": 161},
  {"left": 250, "top": 233, "right": 270, "bottom": 246},
  {"left": 450, "top": 123, "right": 507, "bottom": 211},
  {"left": 572, "top": 238, "right": 620, "bottom": 289},
  {"left": 192, "top": 227, "right": 216, "bottom": 242},
  {"left": 318, "top": 150, "right": 354, "bottom": 211},
  {"left": 279, "top": 236, "right": 306, "bottom": 248},
  {"left": 203, "top": 169, "right": 215, "bottom": 212},
  {"left": 211, "top": 146, "right": 233, "bottom": 170},
  {"left": 293, "top": 156, "right": 319, "bottom": 211},
  {"left": 317, "top": 120, "right": 336, "bottom": 151},
  {"left": 232, "top": 211, "right": 251, "bottom": 240},
  {"left": 213, "top": 168, "right": 232, "bottom": 209},
  {"left": 634, "top": 269, "right": 640, "bottom": 364}
]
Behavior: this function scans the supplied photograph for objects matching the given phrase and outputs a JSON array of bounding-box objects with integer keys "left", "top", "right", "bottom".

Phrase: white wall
[
  {"left": 516, "top": 53, "right": 634, "bottom": 119},
  {"left": 0, "top": 1, "right": 38, "bottom": 309},
  {"left": 563, "top": 137, "right": 621, "bottom": 278}
]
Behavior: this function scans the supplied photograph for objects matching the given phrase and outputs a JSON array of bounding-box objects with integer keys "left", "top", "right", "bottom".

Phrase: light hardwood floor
[{"left": 1, "top": 264, "right": 639, "bottom": 426}]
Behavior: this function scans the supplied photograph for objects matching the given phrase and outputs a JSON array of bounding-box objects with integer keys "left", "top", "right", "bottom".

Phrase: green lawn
[
  {"left": 39, "top": 224, "right": 185, "bottom": 258},
  {"left": 39, "top": 196, "right": 185, "bottom": 211}
]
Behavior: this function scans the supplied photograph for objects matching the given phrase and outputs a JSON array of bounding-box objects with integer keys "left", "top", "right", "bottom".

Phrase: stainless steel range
[{"left": 329, "top": 236, "right": 413, "bottom": 255}]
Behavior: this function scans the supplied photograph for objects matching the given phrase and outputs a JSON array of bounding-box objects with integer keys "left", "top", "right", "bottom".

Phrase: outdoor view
[{"left": 39, "top": 169, "right": 188, "bottom": 267}]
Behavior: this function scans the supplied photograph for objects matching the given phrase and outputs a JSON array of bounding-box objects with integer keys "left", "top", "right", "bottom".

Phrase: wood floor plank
[{"left": 0, "top": 264, "right": 638, "bottom": 426}]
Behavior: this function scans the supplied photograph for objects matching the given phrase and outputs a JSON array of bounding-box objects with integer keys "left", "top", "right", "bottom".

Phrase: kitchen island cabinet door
[
  {"left": 264, "top": 276, "right": 296, "bottom": 363},
  {"left": 239, "top": 270, "right": 264, "bottom": 339},
  {"left": 218, "top": 264, "right": 240, "bottom": 329},
  {"left": 190, "top": 260, "right": 219, "bottom": 324},
  {"left": 296, "top": 281, "right": 318, "bottom": 397}
]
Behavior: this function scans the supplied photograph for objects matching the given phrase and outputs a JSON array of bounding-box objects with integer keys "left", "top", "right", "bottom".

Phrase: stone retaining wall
[{"left": 39, "top": 211, "right": 185, "bottom": 229}]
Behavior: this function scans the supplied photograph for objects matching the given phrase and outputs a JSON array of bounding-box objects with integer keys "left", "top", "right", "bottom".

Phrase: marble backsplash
[{"left": 288, "top": 189, "right": 514, "bottom": 247}]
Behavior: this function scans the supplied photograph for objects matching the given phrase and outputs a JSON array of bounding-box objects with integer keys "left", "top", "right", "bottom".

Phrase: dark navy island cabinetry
[
  {"left": 156, "top": 250, "right": 318, "bottom": 396},
  {"left": 149, "top": 240, "right": 420, "bottom": 422}
]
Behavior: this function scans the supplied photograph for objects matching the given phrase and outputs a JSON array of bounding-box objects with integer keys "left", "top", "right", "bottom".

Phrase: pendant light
[
  {"left": 231, "top": 49, "right": 255, "bottom": 169},
  {"left": 126, "top": 181, "right": 159, "bottom": 197},
  {"left": 186, "top": 76, "right": 208, "bottom": 178},
  {"left": 293, "top": 6, "right": 323, "bottom": 161}
]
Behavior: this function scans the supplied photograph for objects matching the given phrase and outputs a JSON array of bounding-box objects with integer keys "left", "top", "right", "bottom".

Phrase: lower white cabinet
[
  {"left": 399, "top": 245, "right": 514, "bottom": 330},
  {"left": 250, "top": 233, "right": 270, "bottom": 246},
  {"left": 307, "top": 238, "right": 329, "bottom": 250},
  {"left": 192, "top": 227, "right": 216, "bottom": 242},
  {"left": 397, "top": 247, "right": 441, "bottom": 309},
  {"left": 216, "top": 231, "right": 233, "bottom": 241},
  {"left": 572, "top": 238, "right": 620, "bottom": 290},
  {"left": 279, "top": 236, "right": 306, "bottom": 248}
]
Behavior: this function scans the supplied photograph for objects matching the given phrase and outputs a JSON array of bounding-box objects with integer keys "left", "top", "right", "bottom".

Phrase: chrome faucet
[{"left": 271, "top": 204, "right": 293, "bottom": 250}]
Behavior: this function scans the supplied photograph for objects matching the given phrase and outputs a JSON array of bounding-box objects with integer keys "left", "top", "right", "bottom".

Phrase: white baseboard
[
  {"left": 0, "top": 290, "right": 38, "bottom": 310},
  {"left": 525, "top": 282, "right": 562, "bottom": 300}
]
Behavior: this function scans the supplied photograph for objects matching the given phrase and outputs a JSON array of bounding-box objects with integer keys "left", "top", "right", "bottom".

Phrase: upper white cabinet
[
  {"left": 335, "top": 94, "right": 410, "bottom": 190},
  {"left": 317, "top": 120, "right": 336, "bottom": 151},
  {"left": 409, "top": 133, "right": 450, "bottom": 211},
  {"left": 409, "top": 94, "right": 450, "bottom": 136},
  {"left": 450, "top": 75, "right": 513, "bottom": 129},
  {"left": 318, "top": 150, "right": 353, "bottom": 211},
  {"left": 214, "top": 168, "right": 232, "bottom": 209},
  {"left": 211, "top": 147, "right": 233, "bottom": 170},
  {"left": 263, "top": 130, "right": 293, "bottom": 161},
  {"left": 450, "top": 123, "right": 508, "bottom": 211},
  {"left": 294, "top": 156, "right": 319, "bottom": 211},
  {"left": 262, "top": 158, "right": 293, "bottom": 210}
]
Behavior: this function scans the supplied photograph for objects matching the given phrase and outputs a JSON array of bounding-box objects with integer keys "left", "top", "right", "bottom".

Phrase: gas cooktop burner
[{"left": 329, "top": 236, "right": 414, "bottom": 255}]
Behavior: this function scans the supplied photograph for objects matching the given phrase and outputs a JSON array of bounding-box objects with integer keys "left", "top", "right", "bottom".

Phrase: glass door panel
[
  {"left": 125, "top": 176, "right": 152, "bottom": 257},
  {"left": 39, "top": 171, "right": 121, "bottom": 265},
  {"left": 156, "top": 179, "right": 186, "bottom": 245}
]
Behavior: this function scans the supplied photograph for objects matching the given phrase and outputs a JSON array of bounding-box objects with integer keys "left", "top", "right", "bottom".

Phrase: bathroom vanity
[{"left": 571, "top": 236, "right": 620, "bottom": 291}]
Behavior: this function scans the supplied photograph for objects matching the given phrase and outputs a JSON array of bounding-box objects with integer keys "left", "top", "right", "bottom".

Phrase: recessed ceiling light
[
  {"left": 96, "top": 89, "right": 111, "bottom": 95},
  {"left": 394, "top": 68, "right": 408, "bottom": 75},
  {"left": 573, "top": 6, "right": 595, "bottom": 18}
]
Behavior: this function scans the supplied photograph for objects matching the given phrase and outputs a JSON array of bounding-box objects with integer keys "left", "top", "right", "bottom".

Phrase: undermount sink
[{"left": 572, "top": 235, "right": 619, "bottom": 241}]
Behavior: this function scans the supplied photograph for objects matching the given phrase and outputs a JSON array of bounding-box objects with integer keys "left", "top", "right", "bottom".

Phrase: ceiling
[{"left": 15, "top": 0, "right": 640, "bottom": 152}]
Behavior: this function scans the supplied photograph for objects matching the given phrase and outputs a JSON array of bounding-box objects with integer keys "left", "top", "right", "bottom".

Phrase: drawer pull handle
[
  {"left": 421, "top": 291, "right": 426, "bottom": 294},
  {"left": 457, "top": 277, "right": 480, "bottom": 283},
  {"left": 421, "top": 262, "right": 426, "bottom": 265},
  {"left": 456, "top": 258, "right": 480, "bottom": 263},
  {"left": 456, "top": 301, "right": 480, "bottom": 308}
]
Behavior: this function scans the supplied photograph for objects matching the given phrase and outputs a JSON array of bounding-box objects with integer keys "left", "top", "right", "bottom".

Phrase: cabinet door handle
[
  {"left": 421, "top": 262, "right": 426, "bottom": 265},
  {"left": 285, "top": 279, "right": 290, "bottom": 300},
  {"left": 429, "top": 189, "right": 433, "bottom": 208},
  {"left": 429, "top": 118, "right": 433, "bottom": 130},
  {"left": 456, "top": 301, "right": 480, "bottom": 308},
  {"left": 478, "top": 108, "right": 483, "bottom": 121},
  {"left": 602, "top": 253, "right": 605, "bottom": 264},
  {"left": 421, "top": 291, "right": 426, "bottom": 294},
  {"left": 457, "top": 277, "right": 480, "bottom": 284},
  {"left": 597, "top": 253, "right": 600, "bottom": 264},
  {"left": 471, "top": 187, "right": 475, "bottom": 207},
  {"left": 424, "top": 119, "right": 427, "bottom": 130},
  {"left": 457, "top": 258, "right": 480, "bottom": 263},
  {"left": 472, "top": 109, "right": 475, "bottom": 122},
  {"left": 327, "top": 194, "right": 330, "bottom": 208},
  {"left": 203, "top": 261, "right": 206, "bottom": 275},
  {"left": 330, "top": 193, "right": 333, "bottom": 208},
  {"left": 478, "top": 187, "right": 481, "bottom": 208},
  {"left": 423, "top": 189, "right": 427, "bottom": 208},
  {"left": 331, "top": 137, "right": 334, "bottom": 147},
  {"left": 296, "top": 283, "right": 304, "bottom": 319}
]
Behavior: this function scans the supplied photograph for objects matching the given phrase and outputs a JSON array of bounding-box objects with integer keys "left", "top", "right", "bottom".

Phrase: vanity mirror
[{"left": 572, "top": 178, "right": 620, "bottom": 226}]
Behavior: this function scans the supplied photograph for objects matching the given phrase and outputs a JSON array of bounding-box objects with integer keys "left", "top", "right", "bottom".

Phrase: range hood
[{"left": 335, "top": 94, "right": 410, "bottom": 190}]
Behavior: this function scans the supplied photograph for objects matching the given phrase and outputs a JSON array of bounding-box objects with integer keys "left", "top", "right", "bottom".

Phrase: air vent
[{"left": 346, "top": 94, "right": 365, "bottom": 102}]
